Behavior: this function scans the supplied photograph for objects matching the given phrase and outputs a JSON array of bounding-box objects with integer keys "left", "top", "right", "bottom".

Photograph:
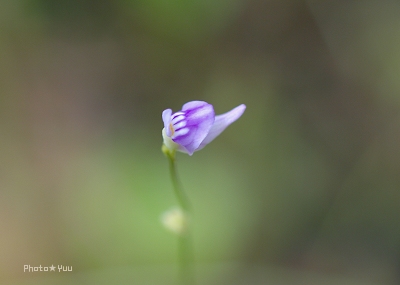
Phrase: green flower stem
[
  {"left": 178, "top": 232, "right": 195, "bottom": 285},
  {"left": 167, "top": 153, "right": 191, "bottom": 213},
  {"left": 163, "top": 146, "right": 195, "bottom": 285}
]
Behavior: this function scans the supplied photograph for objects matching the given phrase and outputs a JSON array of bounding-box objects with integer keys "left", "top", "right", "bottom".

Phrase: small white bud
[{"left": 161, "top": 207, "right": 189, "bottom": 236}]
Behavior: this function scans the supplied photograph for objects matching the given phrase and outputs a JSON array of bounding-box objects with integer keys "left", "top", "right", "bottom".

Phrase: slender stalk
[
  {"left": 166, "top": 152, "right": 195, "bottom": 285},
  {"left": 168, "top": 155, "right": 191, "bottom": 212},
  {"left": 178, "top": 233, "right": 195, "bottom": 285}
]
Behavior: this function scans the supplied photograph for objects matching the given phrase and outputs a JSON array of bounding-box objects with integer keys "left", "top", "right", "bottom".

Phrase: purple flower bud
[{"left": 162, "top": 101, "right": 246, "bottom": 155}]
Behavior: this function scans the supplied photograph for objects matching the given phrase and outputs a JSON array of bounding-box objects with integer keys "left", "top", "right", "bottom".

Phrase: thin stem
[
  {"left": 168, "top": 155, "right": 191, "bottom": 212},
  {"left": 178, "top": 233, "right": 195, "bottom": 285},
  {"left": 166, "top": 152, "right": 195, "bottom": 285}
]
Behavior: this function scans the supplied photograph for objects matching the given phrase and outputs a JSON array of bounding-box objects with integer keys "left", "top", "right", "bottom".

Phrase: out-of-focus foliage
[{"left": 1, "top": 1, "right": 400, "bottom": 284}]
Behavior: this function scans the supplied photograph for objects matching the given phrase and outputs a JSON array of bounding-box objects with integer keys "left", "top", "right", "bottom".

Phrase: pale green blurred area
[{"left": 1, "top": 0, "right": 400, "bottom": 284}]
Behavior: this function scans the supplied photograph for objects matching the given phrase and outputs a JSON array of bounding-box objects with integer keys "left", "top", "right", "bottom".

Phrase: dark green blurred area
[{"left": 2, "top": 1, "right": 400, "bottom": 284}]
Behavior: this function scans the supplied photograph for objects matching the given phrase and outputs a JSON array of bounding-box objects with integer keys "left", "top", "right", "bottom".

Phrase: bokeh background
[{"left": 2, "top": 1, "right": 400, "bottom": 284}]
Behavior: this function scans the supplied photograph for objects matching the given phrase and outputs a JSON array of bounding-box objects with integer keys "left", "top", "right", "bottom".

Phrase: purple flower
[{"left": 162, "top": 101, "right": 246, "bottom": 155}]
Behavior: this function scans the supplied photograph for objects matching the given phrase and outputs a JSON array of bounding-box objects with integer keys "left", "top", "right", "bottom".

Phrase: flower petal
[
  {"left": 162, "top": 109, "right": 173, "bottom": 136},
  {"left": 162, "top": 128, "right": 181, "bottom": 153},
  {"left": 172, "top": 101, "right": 215, "bottom": 155},
  {"left": 197, "top": 104, "right": 246, "bottom": 150}
]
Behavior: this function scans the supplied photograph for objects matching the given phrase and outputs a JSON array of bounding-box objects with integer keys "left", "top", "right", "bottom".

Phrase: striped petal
[{"left": 162, "top": 101, "right": 214, "bottom": 155}]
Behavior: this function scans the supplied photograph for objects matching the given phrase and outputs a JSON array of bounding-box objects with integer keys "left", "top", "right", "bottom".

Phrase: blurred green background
[{"left": 2, "top": 0, "right": 400, "bottom": 284}]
